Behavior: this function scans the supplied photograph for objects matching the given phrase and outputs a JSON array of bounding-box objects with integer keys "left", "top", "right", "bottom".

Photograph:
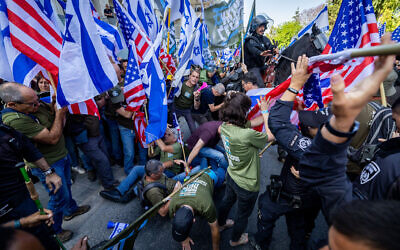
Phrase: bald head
[{"left": 0, "top": 82, "right": 34, "bottom": 103}]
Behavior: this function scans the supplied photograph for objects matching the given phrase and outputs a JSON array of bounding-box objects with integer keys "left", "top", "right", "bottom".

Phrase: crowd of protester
[{"left": 1, "top": 33, "right": 400, "bottom": 250}]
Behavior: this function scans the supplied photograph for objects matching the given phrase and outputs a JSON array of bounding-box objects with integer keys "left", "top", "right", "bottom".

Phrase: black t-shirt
[
  {"left": 186, "top": 121, "right": 222, "bottom": 150},
  {"left": 0, "top": 125, "right": 42, "bottom": 206},
  {"left": 193, "top": 87, "right": 214, "bottom": 114},
  {"left": 106, "top": 101, "right": 135, "bottom": 130},
  {"left": 104, "top": 8, "right": 113, "bottom": 18}
]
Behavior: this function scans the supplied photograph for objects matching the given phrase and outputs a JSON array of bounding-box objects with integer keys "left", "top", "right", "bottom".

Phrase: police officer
[
  {"left": 251, "top": 56, "right": 322, "bottom": 250},
  {"left": 0, "top": 123, "right": 62, "bottom": 249},
  {"left": 244, "top": 15, "right": 277, "bottom": 88}
]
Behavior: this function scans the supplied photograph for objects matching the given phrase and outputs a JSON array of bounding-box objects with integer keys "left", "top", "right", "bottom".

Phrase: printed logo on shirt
[
  {"left": 184, "top": 91, "right": 191, "bottom": 98},
  {"left": 167, "top": 153, "right": 173, "bottom": 158},
  {"left": 360, "top": 161, "right": 381, "bottom": 184},
  {"left": 221, "top": 134, "right": 240, "bottom": 165},
  {"left": 179, "top": 179, "right": 207, "bottom": 197}
]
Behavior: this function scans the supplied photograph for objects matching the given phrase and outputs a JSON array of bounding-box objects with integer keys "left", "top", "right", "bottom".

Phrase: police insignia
[
  {"left": 298, "top": 137, "right": 311, "bottom": 151},
  {"left": 360, "top": 161, "right": 381, "bottom": 184}
]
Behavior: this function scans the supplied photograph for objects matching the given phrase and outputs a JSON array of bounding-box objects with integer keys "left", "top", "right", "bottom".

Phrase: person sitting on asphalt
[
  {"left": 99, "top": 128, "right": 196, "bottom": 203},
  {"left": 169, "top": 160, "right": 226, "bottom": 250},
  {"left": 191, "top": 83, "right": 225, "bottom": 125}
]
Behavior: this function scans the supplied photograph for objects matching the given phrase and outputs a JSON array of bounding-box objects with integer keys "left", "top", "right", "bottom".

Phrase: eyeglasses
[{"left": 16, "top": 100, "right": 39, "bottom": 107}]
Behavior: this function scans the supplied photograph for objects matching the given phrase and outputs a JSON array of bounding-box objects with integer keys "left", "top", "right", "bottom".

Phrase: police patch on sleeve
[
  {"left": 360, "top": 161, "right": 381, "bottom": 184},
  {"left": 298, "top": 137, "right": 311, "bottom": 151}
]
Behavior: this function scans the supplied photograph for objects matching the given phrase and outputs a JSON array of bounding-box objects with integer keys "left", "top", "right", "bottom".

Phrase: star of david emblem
[
  {"left": 145, "top": 12, "right": 153, "bottom": 29},
  {"left": 184, "top": 15, "right": 190, "bottom": 25},
  {"left": 64, "top": 14, "right": 75, "bottom": 43},
  {"left": 194, "top": 47, "right": 200, "bottom": 56}
]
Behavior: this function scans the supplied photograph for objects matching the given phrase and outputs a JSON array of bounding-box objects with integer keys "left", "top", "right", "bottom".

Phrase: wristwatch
[
  {"left": 42, "top": 168, "right": 55, "bottom": 176},
  {"left": 287, "top": 87, "right": 299, "bottom": 95}
]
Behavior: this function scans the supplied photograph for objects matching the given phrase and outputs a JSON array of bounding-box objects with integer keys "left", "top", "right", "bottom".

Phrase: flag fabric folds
[
  {"left": 124, "top": 42, "right": 146, "bottom": 112},
  {"left": 125, "top": 0, "right": 159, "bottom": 42},
  {"left": 57, "top": 0, "right": 118, "bottom": 107},
  {"left": 378, "top": 22, "right": 386, "bottom": 38},
  {"left": 0, "top": 0, "right": 42, "bottom": 85},
  {"left": 392, "top": 26, "right": 400, "bottom": 43},
  {"left": 67, "top": 98, "right": 100, "bottom": 118},
  {"left": 6, "top": 0, "right": 62, "bottom": 79}
]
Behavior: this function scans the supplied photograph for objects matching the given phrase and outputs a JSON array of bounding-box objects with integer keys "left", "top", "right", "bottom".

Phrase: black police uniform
[
  {"left": 254, "top": 100, "right": 320, "bottom": 250},
  {"left": 353, "top": 137, "right": 400, "bottom": 201},
  {"left": 244, "top": 33, "right": 275, "bottom": 87},
  {"left": 0, "top": 124, "right": 58, "bottom": 249}
]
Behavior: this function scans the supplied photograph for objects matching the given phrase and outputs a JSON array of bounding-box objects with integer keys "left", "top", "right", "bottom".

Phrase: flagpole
[
  {"left": 47, "top": 71, "right": 57, "bottom": 97},
  {"left": 143, "top": 104, "right": 154, "bottom": 155},
  {"left": 349, "top": 43, "right": 400, "bottom": 58},
  {"left": 166, "top": 8, "right": 171, "bottom": 54},
  {"left": 380, "top": 83, "right": 387, "bottom": 107}
]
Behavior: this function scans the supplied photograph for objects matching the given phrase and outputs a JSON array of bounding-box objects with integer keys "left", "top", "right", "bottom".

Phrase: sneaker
[
  {"left": 57, "top": 229, "right": 73, "bottom": 243},
  {"left": 71, "top": 165, "right": 86, "bottom": 174},
  {"left": 87, "top": 170, "right": 97, "bottom": 182},
  {"left": 64, "top": 205, "right": 91, "bottom": 221}
]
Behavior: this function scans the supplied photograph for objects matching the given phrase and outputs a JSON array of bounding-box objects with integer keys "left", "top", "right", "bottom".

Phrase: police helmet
[{"left": 250, "top": 14, "right": 273, "bottom": 34}]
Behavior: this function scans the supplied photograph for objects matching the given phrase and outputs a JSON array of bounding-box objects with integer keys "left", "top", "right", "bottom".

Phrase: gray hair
[
  {"left": 0, "top": 82, "right": 25, "bottom": 103},
  {"left": 169, "top": 128, "right": 178, "bottom": 140},
  {"left": 213, "top": 83, "right": 225, "bottom": 95},
  {"left": 145, "top": 160, "right": 163, "bottom": 176}
]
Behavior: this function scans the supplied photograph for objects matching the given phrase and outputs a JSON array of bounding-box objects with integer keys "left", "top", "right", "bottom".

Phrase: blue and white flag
[
  {"left": 192, "top": 23, "right": 203, "bottom": 68},
  {"left": 35, "top": 0, "right": 65, "bottom": 32},
  {"left": 392, "top": 25, "right": 400, "bottom": 43},
  {"left": 378, "top": 22, "right": 386, "bottom": 38},
  {"left": 164, "top": 0, "right": 184, "bottom": 27},
  {"left": 0, "top": 1, "right": 41, "bottom": 85},
  {"left": 172, "top": 29, "right": 196, "bottom": 97},
  {"left": 139, "top": 44, "right": 167, "bottom": 144},
  {"left": 178, "top": 0, "right": 199, "bottom": 59},
  {"left": 94, "top": 18, "right": 126, "bottom": 62},
  {"left": 57, "top": 0, "right": 118, "bottom": 107},
  {"left": 289, "top": 5, "right": 329, "bottom": 46},
  {"left": 221, "top": 48, "right": 233, "bottom": 63},
  {"left": 125, "top": 0, "right": 159, "bottom": 42}
]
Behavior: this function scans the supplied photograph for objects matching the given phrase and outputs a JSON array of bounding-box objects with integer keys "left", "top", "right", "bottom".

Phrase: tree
[{"left": 268, "top": 21, "right": 302, "bottom": 48}]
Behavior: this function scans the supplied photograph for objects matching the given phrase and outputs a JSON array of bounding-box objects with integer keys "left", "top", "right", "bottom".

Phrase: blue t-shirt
[{"left": 193, "top": 87, "right": 214, "bottom": 114}]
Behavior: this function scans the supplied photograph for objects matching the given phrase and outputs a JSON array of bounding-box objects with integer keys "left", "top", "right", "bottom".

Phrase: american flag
[
  {"left": 378, "top": 22, "right": 386, "bottom": 37},
  {"left": 392, "top": 26, "right": 400, "bottom": 43},
  {"left": 248, "top": 0, "right": 379, "bottom": 122},
  {"left": 113, "top": 0, "right": 151, "bottom": 63},
  {"left": 233, "top": 45, "right": 241, "bottom": 57},
  {"left": 124, "top": 42, "right": 146, "bottom": 112},
  {"left": 159, "top": 48, "right": 176, "bottom": 75},
  {"left": 68, "top": 98, "right": 100, "bottom": 118},
  {"left": 134, "top": 111, "right": 148, "bottom": 148},
  {"left": 6, "top": 0, "right": 62, "bottom": 81}
]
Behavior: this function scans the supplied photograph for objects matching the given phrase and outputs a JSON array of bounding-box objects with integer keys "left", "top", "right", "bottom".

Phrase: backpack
[
  {"left": 136, "top": 177, "right": 167, "bottom": 210},
  {"left": 348, "top": 102, "right": 396, "bottom": 167}
]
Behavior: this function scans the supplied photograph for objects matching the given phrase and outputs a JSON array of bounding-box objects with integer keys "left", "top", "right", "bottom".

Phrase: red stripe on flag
[
  {"left": 8, "top": 10, "right": 61, "bottom": 58},
  {"left": 12, "top": 0, "right": 62, "bottom": 44},
  {"left": 10, "top": 34, "right": 58, "bottom": 75},
  {"left": 85, "top": 99, "right": 100, "bottom": 119},
  {"left": 124, "top": 84, "right": 145, "bottom": 97},
  {"left": 69, "top": 103, "right": 80, "bottom": 114}
]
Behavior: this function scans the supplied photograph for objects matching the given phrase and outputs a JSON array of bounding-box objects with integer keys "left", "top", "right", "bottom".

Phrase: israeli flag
[
  {"left": 289, "top": 5, "right": 329, "bottom": 46},
  {"left": 172, "top": 29, "right": 196, "bottom": 97},
  {"left": 35, "top": 0, "right": 65, "bottom": 32},
  {"left": 178, "top": 0, "right": 198, "bottom": 59},
  {"left": 164, "top": 0, "right": 185, "bottom": 27},
  {"left": 125, "top": 0, "right": 159, "bottom": 42},
  {"left": 0, "top": 1, "right": 41, "bottom": 85},
  {"left": 192, "top": 23, "right": 203, "bottom": 68},
  {"left": 94, "top": 18, "right": 126, "bottom": 62},
  {"left": 57, "top": 0, "right": 118, "bottom": 107}
]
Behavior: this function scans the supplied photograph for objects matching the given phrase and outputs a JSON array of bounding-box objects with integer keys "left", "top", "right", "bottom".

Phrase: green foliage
[{"left": 268, "top": 21, "right": 302, "bottom": 48}]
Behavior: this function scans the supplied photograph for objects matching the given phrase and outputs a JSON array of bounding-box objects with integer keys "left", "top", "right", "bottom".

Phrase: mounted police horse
[{"left": 269, "top": 25, "right": 329, "bottom": 87}]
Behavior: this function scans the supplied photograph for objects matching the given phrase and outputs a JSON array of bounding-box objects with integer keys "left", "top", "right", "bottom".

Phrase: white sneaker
[{"left": 71, "top": 166, "right": 86, "bottom": 174}]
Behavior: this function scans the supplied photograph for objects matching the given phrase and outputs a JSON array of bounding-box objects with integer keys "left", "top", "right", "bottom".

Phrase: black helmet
[{"left": 250, "top": 14, "right": 273, "bottom": 34}]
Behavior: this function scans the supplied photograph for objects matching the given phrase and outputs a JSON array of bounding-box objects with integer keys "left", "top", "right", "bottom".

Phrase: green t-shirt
[
  {"left": 169, "top": 172, "right": 216, "bottom": 223},
  {"left": 143, "top": 175, "right": 177, "bottom": 206},
  {"left": 174, "top": 82, "right": 195, "bottom": 110},
  {"left": 2, "top": 104, "right": 68, "bottom": 167},
  {"left": 220, "top": 123, "right": 268, "bottom": 192},
  {"left": 199, "top": 70, "right": 213, "bottom": 86},
  {"left": 155, "top": 142, "right": 183, "bottom": 174}
]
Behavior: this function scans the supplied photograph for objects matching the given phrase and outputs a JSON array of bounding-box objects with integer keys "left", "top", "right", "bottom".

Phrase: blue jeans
[
  {"left": 104, "top": 118, "right": 122, "bottom": 162},
  {"left": 65, "top": 135, "right": 79, "bottom": 167},
  {"left": 77, "top": 135, "right": 115, "bottom": 188},
  {"left": 119, "top": 125, "right": 147, "bottom": 175},
  {"left": 117, "top": 165, "right": 145, "bottom": 194},
  {"left": 31, "top": 157, "right": 78, "bottom": 234},
  {"left": 197, "top": 145, "right": 228, "bottom": 171}
]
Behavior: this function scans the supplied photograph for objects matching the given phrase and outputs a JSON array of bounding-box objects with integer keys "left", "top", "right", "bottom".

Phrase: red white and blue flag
[
  {"left": 248, "top": 0, "right": 380, "bottom": 123},
  {"left": 68, "top": 98, "right": 100, "bottom": 118},
  {"left": 392, "top": 25, "right": 400, "bottom": 43},
  {"left": 6, "top": 0, "right": 62, "bottom": 81}
]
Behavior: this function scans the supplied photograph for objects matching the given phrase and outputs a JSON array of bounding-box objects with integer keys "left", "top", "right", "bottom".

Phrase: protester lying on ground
[
  {"left": 99, "top": 128, "right": 195, "bottom": 203},
  {"left": 0, "top": 83, "right": 90, "bottom": 243},
  {"left": 191, "top": 83, "right": 225, "bottom": 125},
  {"left": 321, "top": 200, "right": 400, "bottom": 250},
  {"left": 296, "top": 33, "right": 396, "bottom": 221},
  {"left": 169, "top": 160, "right": 226, "bottom": 250},
  {"left": 217, "top": 91, "right": 274, "bottom": 247},
  {"left": 252, "top": 55, "right": 322, "bottom": 250}
]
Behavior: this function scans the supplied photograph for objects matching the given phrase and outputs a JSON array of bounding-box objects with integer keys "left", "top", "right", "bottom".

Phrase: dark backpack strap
[
  {"left": 0, "top": 108, "right": 40, "bottom": 124},
  {"left": 143, "top": 182, "right": 167, "bottom": 197}
]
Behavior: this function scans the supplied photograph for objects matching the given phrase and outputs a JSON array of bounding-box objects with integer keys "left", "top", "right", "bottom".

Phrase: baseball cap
[
  {"left": 298, "top": 107, "right": 331, "bottom": 128},
  {"left": 108, "top": 85, "right": 124, "bottom": 103},
  {"left": 172, "top": 206, "right": 194, "bottom": 242}
]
